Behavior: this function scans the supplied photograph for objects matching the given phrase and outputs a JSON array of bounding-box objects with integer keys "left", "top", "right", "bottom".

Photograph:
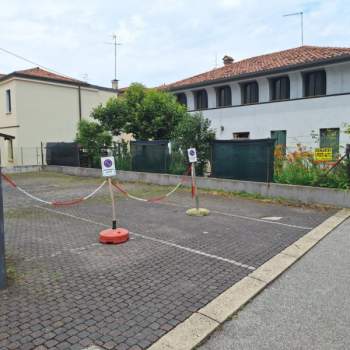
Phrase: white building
[
  {"left": 166, "top": 46, "right": 350, "bottom": 155},
  {"left": 0, "top": 67, "right": 118, "bottom": 166}
]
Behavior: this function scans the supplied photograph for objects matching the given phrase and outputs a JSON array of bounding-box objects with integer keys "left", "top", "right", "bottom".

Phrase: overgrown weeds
[{"left": 274, "top": 144, "right": 350, "bottom": 189}]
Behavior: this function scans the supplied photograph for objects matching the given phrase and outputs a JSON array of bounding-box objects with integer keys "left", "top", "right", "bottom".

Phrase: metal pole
[
  {"left": 0, "top": 162, "right": 6, "bottom": 289},
  {"left": 41, "top": 142, "right": 44, "bottom": 165},
  {"left": 301, "top": 12, "right": 304, "bottom": 45},
  {"left": 191, "top": 163, "right": 199, "bottom": 211},
  {"left": 21, "top": 147, "right": 23, "bottom": 165},
  {"left": 113, "top": 34, "right": 117, "bottom": 81},
  {"left": 108, "top": 177, "right": 117, "bottom": 229}
]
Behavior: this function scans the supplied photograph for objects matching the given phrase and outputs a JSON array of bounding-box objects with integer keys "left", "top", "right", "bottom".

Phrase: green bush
[
  {"left": 171, "top": 112, "right": 215, "bottom": 176},
  {"left": 113, "top": 141, "right": 132, "bottom": 171},
  {"left": 168, "top": 150, "right": 187, "bottom": 175},
  {"left": 75, "top": 120, "right": 112, "bottom": 168}
]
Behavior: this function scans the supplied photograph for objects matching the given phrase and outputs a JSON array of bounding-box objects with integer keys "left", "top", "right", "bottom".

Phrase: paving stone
[{"left": 0, "top": 173, "right": 333, "bottom": 349}]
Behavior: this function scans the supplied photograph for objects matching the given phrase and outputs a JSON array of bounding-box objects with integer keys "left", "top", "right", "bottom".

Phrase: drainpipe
[{"left": 78, "top": 85, "right": 82, "bottom": 121}]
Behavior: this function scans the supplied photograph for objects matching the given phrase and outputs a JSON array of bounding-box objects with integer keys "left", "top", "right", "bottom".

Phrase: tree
[
  {"left": 75, "top": 120, "right": 112, "bottom": 167},
  {"left": 171, "top": 112, "right": 216, "bottom": 175},
  {"left": 91, "top": 83, "right": 187, "bottom": 140},
  {"left": 91, "top": 97, "right": 128, "bottom": 137}
]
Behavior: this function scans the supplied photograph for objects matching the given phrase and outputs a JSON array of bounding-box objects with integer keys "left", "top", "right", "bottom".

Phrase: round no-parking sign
[
  {"left": 101, "top": 156, "right": 117, "bottom": 177},
  {"left": 187, "top": 148, "right": 197, "bottom": 163}
]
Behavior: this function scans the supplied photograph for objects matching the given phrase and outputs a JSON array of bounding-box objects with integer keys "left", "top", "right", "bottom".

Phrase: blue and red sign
[{"left": 101, "top": 157, "right": 116, "bottom": 177}]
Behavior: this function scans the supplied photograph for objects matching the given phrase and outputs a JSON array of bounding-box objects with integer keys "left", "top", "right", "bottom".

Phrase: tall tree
[{"left": 91, "top": 83, "right": 187, "bottom": 140}]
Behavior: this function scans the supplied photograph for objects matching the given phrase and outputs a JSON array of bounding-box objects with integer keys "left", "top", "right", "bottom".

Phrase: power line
[{"left": 0, "top": 46, "right": 80, "bottom": 80}]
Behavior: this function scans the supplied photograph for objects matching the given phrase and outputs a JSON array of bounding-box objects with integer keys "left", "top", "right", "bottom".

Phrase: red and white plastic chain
[
  {"left": 111, "top": 165, "right": 192, "bottom": 203},
  {"left": 1, "top": 173, "right": 106, "bottom": 207}
]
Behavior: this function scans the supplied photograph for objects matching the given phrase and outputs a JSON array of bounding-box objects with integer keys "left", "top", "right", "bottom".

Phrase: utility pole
[{"left": 283, "top": 11, "right": 304, "bottom": 46}]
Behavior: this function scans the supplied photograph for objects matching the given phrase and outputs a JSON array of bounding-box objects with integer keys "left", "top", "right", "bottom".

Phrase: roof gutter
[
  {"left": 167, "top": 54, "right": 350, "bottom": 92},
  {"left": 0, "top": 73, "right": 117, "bottom": 93}
]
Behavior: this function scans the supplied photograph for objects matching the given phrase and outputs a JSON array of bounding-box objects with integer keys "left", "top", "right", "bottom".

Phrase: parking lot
[{"left": 0, "top": 172, "right": 335, "bottom": 350}]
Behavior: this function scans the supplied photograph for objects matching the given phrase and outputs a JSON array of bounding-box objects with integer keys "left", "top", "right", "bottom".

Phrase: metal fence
[
  {"left": 46, "top": 142, "right": 80, "bottom": 167},
  {"left": 130, "top": 140, "right": 170, "bottom": 173},
  {"left": 10, "top": 146, "right": 44, "bottom": 166},
  {"left": 211, "top": 139, "right": 275, "bottom": 182},
  {"left": 5, "top": 139, "right": 276, "bottom": 183}
]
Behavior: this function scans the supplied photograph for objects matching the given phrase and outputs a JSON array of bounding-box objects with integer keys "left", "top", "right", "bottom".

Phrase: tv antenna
[
  {"left": 283, "top": 11, "right": 304, "bottom": 46},
  {"left": 105, "top": 34, "right": 122, "bottom": 80}
]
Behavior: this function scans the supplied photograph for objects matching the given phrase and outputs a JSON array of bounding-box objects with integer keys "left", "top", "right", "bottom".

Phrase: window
[
  {"left": 7, "top": 139, "right": 14, "bottom": 162},
  {"left": 233, "top": 132, "right": 250, "bottom": 139},
  {"left": 5, "top": 89, "right": 11, "bottom": 113},
  {"left": 194, "top": 89, "right": 208, "bottom": 110},
  {"left": 271, "top": 130, "right": 287, "bottom": 154},
  {"left": 241, "top": 82, "right": 259, "bottom": 105},
  {"left": 216, "top": 86, "right": 232, "bottom": 107},
  {"left": 320, "top": 128, "right": 339, "bottom": 159},
  {"left": 304, "top": 70, "right": 326, "bottom": 97},
  {"left": 270, "top": 77, "right": 290, "bottom": 101},
  {"left": 175, "top": 93, "right": 187, "bottom": 107}
]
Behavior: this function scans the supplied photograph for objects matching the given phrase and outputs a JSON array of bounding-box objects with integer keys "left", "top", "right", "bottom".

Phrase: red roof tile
[
  {"left": 16, "top": 67, "right": 82, "bottom": 83},
  {"left": 166, "top": 46, "right": 350, "bottom": 90}
]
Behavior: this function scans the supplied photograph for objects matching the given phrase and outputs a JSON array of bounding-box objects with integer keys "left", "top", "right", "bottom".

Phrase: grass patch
[
  {"left": 10, "top": 171, "right": 102, "bottom": 185},
  {"left": 5, "top": 207, "right": 48, "bottom": 219},
  {"left": 5, "top": 256, "right": 23, "bottom": 285},
  {"left": 195, "top": 187, "right": 335, "bottom": 210},
  {"left": 104, "top": 179, "right": 334, "bottom": 210}
]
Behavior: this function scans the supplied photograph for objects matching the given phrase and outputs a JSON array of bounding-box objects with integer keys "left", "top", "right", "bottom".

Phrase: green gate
[
  {"left": 130, "top": 140, "right": 170, "bottom": 173},
  {"left": 211, "top": 139, "right": 275, "bottom": 182}
]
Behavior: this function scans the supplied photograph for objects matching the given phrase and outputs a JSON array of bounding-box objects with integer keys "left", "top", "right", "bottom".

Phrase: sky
[{"left": 1, "top": 0, "right": 350, "bottom": 88}]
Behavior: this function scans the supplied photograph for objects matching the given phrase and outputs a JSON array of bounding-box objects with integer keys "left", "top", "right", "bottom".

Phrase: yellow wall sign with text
[{"left": 314, "top": 148, "right": 333, "bottom": 161}]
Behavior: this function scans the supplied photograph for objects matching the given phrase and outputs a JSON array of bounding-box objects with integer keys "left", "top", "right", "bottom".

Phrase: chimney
[
  {"left": 223, "top": 55, "right": 234, "bottom": 66},
  {"left": 111, "top": 79, "right": 119, "bottom": 90}
]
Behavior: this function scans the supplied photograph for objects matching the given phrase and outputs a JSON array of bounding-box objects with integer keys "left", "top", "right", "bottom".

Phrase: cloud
[
  {"left": 0, "top": 0, "right": 349, "bottom": 87},
  {"left": 115, "top": 15, "right": 146, "bottom": 44},
  {"left": 218, "top": 0, "right": 241, "bottom": 8}
]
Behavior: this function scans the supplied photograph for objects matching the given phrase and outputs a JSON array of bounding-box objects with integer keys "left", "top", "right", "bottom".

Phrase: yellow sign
[{"left": 314, "top": 148, "right": 333, "bottom": 161}]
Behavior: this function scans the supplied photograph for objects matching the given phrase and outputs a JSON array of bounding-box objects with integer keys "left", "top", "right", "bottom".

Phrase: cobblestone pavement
[{"left": 0, "top": 172, "right": 334, "bottom": 350}]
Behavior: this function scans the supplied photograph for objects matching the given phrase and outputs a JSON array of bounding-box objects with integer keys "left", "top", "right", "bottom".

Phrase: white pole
[
  {"left": 191, "top": 163, "right": 199, "bottom": 211},
  {"left": 108, "top": 177, "right": 117, "bottom": 229}
]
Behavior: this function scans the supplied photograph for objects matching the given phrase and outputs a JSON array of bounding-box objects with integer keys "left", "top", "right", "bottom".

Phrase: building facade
[
  {"left": 0, "top": 68, "right": 117, "bottom": 166},
  {"left": 166, "top": 46, "right": 350, "bottom": 156}
]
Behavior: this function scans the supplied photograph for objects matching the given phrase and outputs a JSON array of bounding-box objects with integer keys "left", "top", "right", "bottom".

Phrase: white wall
[
  {"left": 198, "top": 94, "right": 350, "bottom": 151},
  {"left": 0, "top": 78, "right": 116, "bottom": 166},
  {"left": 0, "top": 80, "right": 19, "bottom": 166},
  {"left": 175, "top": 61, "right": 350, "bottom": 152}
]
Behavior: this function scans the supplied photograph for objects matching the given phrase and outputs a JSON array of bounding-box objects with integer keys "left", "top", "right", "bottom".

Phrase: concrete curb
[
  {"left": 147, "top": 209, "right": 350, "bottom": 350},
  {"left": 43, "top": 165, "right": 350, "bottom": 208}
]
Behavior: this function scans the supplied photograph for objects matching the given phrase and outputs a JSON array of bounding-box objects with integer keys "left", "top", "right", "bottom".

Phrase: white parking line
[
  {"left": 164, "top": 202, "right": 312, "bottom": 230},
  {"left": 34, "top": 205, "right": 256, "bottom": 271}
]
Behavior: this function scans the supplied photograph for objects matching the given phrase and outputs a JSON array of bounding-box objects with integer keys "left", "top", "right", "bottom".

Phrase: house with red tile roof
[
  {"left": 166, "top": 45, "right": 350, "bottom": 154},
  {"left": 0, "top": 67, "right": 118, "bottom": 166}
]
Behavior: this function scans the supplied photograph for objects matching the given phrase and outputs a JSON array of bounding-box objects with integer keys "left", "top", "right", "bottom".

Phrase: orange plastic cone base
[{"left": 99, "top": 228, "right": 129, "bottom": 244}]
